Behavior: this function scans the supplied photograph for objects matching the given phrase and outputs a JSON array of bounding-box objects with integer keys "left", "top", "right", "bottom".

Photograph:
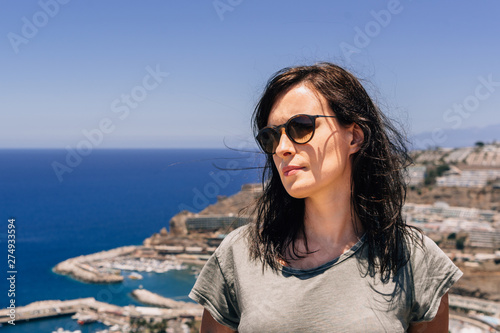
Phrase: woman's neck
[
  {"left": 285, "top": 188, "right": 363, "bottom": 269},
  {"left": 303, "top": 190, "right": 360, "bottom": 246}
]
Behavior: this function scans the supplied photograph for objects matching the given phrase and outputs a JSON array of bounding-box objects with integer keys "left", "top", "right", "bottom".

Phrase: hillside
[{"left": 406, "top": 185, "right": 500, "bottom": 211}]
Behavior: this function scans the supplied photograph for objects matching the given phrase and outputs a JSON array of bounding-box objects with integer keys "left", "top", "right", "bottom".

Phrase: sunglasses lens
[
  {"left": 288, "top": 115, "right": 315, "bottom": 143},
  {"left": 257, "top": 128, "right": 279, "bottom": 154},
  {"left": 257, "top": 115, "right": 317, "bottom": 154}
]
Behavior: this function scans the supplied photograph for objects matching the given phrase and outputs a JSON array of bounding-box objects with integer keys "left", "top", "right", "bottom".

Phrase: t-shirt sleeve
[
  {"left": 189, "top": 249, "right": 240, "bottom": 330},
  {"left": 409, "top": 234, "right": 463, "bottom": 323}
]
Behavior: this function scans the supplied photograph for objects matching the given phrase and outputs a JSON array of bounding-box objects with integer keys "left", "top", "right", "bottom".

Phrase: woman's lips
[{"left": 282, "top": 166, "right": 304, "bottom": 176}]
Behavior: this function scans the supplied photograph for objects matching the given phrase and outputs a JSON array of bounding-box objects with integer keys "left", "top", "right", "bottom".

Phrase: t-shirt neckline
[{"left": 280, "top": 234, "right": 366, "bottom": 276}]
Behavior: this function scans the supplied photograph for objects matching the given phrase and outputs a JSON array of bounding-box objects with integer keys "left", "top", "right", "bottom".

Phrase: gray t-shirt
[{"left": 189, "top": 226, "right": 462, "bottom": 332}]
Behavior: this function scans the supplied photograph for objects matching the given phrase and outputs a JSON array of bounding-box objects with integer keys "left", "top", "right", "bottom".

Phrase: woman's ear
[{"left": 349, "top": 123, "right": 364, "bottom": 154}]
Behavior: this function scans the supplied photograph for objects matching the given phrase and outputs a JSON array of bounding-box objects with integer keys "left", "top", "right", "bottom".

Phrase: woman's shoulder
[
  {"left": 213, "top": 224, "right": 251, "bottom": 261},
  {"left": 403, "top": 227, "right": 462, "bottom": 281},
  {"left": 217, "top": 224, "right": 250, "bottom": 247},
  {"left": 404, "top": 227, "right": 442, "bottom": 258},
  {"left": 401, "top": 228, "right": 463, "bottom": 323}
]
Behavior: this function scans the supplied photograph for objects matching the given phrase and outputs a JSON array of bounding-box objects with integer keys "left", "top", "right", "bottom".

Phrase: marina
[
  {"left": 53, "top": 246, "right": 192, "bottom": 284},
  {"left": 99, "top": 257, "right": 187, "bottom": 274}
]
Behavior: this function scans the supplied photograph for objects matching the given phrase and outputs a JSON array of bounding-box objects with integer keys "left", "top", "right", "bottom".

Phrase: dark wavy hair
[{"left": 249, "top": 62, "right": 419, "bottom": 280}]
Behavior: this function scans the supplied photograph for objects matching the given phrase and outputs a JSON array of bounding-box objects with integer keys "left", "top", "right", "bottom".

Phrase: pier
[
  {"left": 450, "top": 294, "right": 500, "bottom": 317},
  {"left": 0, "top": 297, "right": 116, "bottom": 324},
  {"left": 0, "top": 293, "right": 202, "bottom": 331},
  {"left": 450, "top": 313, "right": 499, "bottom": 332}
]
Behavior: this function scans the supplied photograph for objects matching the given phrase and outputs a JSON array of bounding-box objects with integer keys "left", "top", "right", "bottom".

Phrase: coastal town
[{"left": 2, "top": 144, "right": 500, "bottom": 332}]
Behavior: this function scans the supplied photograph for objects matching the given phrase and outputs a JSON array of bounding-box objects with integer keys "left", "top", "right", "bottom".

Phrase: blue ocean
[{"left": 0, "top": 149, "right": 262, "bottom": 332}]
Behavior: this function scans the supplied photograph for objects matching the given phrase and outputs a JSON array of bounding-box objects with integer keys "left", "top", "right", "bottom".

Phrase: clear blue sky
[{"left": 1, "top": 0, "right": 499, "bottom": 148}]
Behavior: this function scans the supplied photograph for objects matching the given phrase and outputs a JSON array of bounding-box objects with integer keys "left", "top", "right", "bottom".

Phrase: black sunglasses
[{"left": 256, "top": 114, "right": 337, "bottom": 154}]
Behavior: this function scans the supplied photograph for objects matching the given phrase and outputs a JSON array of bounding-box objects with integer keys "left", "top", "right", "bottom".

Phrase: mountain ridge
[{"left": 411, "top": 123, "right": 500, "bottom": 150}]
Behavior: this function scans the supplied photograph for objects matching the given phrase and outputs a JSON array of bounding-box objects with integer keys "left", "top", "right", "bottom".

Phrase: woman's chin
[{"left": 283, "top": 183, "right": 312, "bottom": 199}]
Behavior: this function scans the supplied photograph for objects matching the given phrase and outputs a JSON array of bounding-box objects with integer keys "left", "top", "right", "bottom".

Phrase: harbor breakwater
[
  {"left": 53, "top": 246, "right": 137, "bottom": 283},
  {"left": 131, "top": 289, "right": 202, "bottom": 312}
]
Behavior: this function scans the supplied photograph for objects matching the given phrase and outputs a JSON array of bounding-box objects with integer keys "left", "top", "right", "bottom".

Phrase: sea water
[{"left": 0, "top": 149, "right": 262, "bottom": 332}]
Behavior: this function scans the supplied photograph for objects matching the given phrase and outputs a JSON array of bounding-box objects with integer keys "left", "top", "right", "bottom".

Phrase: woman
[{"left": 189, "top": 63, "right": 462, "bottom": 332}]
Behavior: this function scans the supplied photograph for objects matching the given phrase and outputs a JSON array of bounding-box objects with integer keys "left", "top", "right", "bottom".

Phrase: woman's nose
[{"left": 275, "top": 128, "right": 295, "bottom": 157}]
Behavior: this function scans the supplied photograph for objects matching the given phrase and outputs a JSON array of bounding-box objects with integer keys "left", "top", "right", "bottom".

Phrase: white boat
[
  {"left": 128, "top": 272, "right": 143, "bottom": 280},
  {"left": 71, "top": 312, "right": 97, "bottom": 325},
  {"left": 52, "top": 328, "right": 82, "bottom": 333},
  {"left": 78, "top": 314, "right": 97, "bottom": 325}
]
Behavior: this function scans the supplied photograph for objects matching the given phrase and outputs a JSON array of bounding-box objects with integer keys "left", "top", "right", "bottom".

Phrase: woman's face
[{"left": 267, "top": 84, "right": 361, "bottom": 200}]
